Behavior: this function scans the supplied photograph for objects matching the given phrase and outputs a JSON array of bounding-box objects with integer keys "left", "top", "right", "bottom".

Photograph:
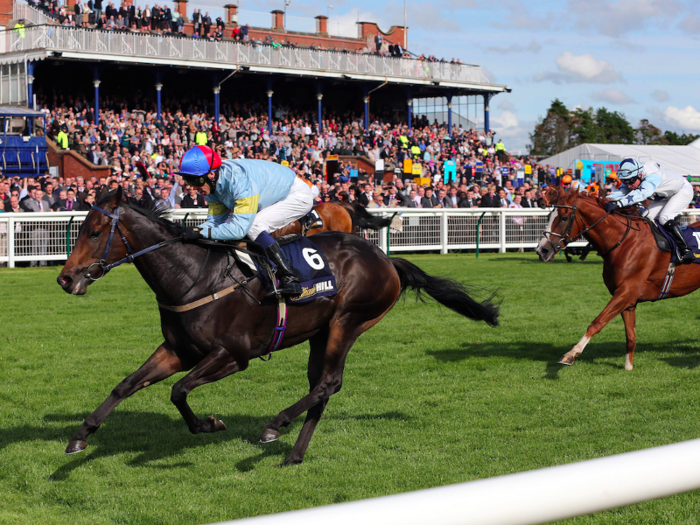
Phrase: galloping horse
[
  {"left": 536, "top": 188, "right": 700, "bottom": 370},
  {"left": 272, "top": 201, "right": 392, "bottom": 237},
  {"left": 57, "top": 188, "right": 499, "bottom": 465}
]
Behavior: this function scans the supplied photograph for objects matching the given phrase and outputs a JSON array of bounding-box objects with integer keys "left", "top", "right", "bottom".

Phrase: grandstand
[{"left": 0, "top": 0, "right": 509, "bottom": 178}]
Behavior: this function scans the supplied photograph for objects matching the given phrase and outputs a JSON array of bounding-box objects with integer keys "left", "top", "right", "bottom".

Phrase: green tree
[
  {"left": 528, "top": 99, "right": 572, "bottom": 156},
  {"left": 635, "top": 119, "right": 664, "bottom": 144},
  {"left": 569, "top": 107, "right": 601, "bottom": 145},
  {"left": 663, "top": 130, "right": 700, "bottom": 145},
  {"left": 594, "top": 108, "right": 635, "bottom": 143}
]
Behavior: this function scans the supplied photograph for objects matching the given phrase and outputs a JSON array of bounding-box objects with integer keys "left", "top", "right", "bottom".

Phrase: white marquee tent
[{"left": 540, "top": 142, "right": 700, "bottom": 176}]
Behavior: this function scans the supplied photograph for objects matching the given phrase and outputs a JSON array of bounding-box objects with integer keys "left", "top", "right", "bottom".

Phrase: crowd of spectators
[{"left": 25, "top": 0, "right": 465, "bottom": 61}]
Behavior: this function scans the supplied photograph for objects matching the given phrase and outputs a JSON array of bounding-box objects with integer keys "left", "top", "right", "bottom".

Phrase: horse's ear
[{"left": 107, "top": 186, "right": 123, "bottom": 209}]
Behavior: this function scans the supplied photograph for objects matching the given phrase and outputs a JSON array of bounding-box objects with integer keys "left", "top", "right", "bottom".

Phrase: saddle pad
[
  {"left": 254, "top": 236, "right": 337, "bottom": 304},
  {"left": 656, "top": 222, "right": 700, "bottom": 264}
]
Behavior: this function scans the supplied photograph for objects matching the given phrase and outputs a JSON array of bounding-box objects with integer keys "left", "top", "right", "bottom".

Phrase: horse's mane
[{"left": 96, "top": 190, "right": 184, "bottom": 235}]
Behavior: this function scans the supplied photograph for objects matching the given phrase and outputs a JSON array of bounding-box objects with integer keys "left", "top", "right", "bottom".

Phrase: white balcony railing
[{"left": 3, "top": 24, "right": 493, "bottom": 86}]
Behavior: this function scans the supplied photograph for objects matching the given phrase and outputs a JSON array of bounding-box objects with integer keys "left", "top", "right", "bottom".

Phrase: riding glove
[
  {"left": 182, "top": 226, "right": 204, "bottom": 242},
  {"left": 604, "top": 201, "right": 620, "bottom": 213}
]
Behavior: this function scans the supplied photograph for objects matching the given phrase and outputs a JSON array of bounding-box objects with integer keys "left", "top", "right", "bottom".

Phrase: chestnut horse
[
  {"left": 273, "top": 201, "right": 392, "bottom": 237},
  {"left": 56, "top": 189, "right": 499, "bottom": 465},
  {"left": 536, "top": 188, "right": 700, "bottom": 370}
]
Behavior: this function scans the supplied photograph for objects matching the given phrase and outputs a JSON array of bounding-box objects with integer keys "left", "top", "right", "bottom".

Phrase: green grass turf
[{"left": 1, "top": 252, "right": 700, "bottom": 524}]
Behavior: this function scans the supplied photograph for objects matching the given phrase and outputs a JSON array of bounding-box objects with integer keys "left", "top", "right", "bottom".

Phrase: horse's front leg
[
  {"left": 559, "top": 290, "right": 637, "bottom": 366},
  {"left": 170, "top": 346, "right": 245, "bottom": 434},
  {"left": 66, "top": 343, "right": 184, "bottom": 454},
  {"left": 621, "top": 307, "right": 636, "bottom": 371}
]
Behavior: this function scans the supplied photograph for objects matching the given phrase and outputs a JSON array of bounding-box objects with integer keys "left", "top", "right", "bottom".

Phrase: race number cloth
[
  {"left": 257, "top": 236, "right": 337, "bottom": 303},
  {"left": 656, "top": 222, "right": 700, "bottom": 264}
]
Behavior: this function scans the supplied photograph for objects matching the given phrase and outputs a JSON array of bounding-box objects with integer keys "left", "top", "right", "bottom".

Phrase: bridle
[
  {"left": 541, "top": 200, "right": 612, "bottom": 254},
  {"left": 85, "top": 205, "right": 182, "bottom": 281}
]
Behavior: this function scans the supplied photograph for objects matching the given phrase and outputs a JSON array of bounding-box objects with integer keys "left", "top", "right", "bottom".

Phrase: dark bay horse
[
  {"left": 536, "top": 188, "right": 700, "bottom": 370},
  {"left": 56, "top": 188, "right": 499, "bottom": 465},
  {"left": 272, "top": 201, "right": 391, "bottom": 237}
]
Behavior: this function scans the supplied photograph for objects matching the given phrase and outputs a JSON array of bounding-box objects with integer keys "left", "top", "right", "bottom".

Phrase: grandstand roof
[
  {"left": 0, "top": 106, "right": 45, "bottom": 117},
  {"left": 540, "top": 143, "right": 700, "bottom": 176}
]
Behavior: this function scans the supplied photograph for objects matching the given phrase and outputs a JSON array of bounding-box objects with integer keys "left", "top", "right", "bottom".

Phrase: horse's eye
[{"left": 90, "top": 230, "right": 101, "bottom": 239}]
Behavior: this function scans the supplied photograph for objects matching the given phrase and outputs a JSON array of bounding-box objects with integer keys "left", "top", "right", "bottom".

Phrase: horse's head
[
  {"left": 57, "top": 187, "right": 130, "bottom": 295},
  {"left": 535, "top": 188, "right": 604, "bottom": 262}
]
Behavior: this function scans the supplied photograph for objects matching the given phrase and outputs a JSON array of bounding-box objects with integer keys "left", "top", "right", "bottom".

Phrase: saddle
[{"left": 645, "top": 218, "right": 672, "bottom": 253}]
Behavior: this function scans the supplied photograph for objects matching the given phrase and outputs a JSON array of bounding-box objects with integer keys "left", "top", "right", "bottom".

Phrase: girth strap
[{"left": 158, "top": 281, "right": 241, "bottom": 313}]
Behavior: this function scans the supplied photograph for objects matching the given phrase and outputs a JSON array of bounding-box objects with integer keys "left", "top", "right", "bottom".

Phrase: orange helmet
[
  {"left": 561, "top": 174, "right": 573, "bottom": 185},
  {"left": 606, "top": 172, "right": 621, "bottom": 188},
  {"left": 586, "top": 182, "right": 600, "bottom": 194}
]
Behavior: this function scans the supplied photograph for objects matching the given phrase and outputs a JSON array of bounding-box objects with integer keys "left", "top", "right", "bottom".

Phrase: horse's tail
[
  {"left": 345, "top": 202, "right": 392, "bottom": 230},
  {"left": 390, "top": 258, "right": 500, "bottom": 327}
]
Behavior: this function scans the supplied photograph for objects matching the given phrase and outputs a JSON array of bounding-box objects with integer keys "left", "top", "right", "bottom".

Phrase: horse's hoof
[
  {"left": 207, "top": 415, "right": 227, "bottom": 432},
  {"left": 280, "top": 456, "right": 303, "bottom": 467},
  {"left": 65, "top": 440, "right": 88, "bottom": 455},
  {"left": 259, "top": 428, "right": 280, "bottom": 443},
  {"left": 558, "top": 355, "right": 575, "bottom": 366}
]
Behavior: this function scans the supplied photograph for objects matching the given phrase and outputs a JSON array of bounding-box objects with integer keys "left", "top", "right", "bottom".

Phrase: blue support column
[
  {"left": 27, "top": 61, "right": 35, "bottom": 109},
  {"left": 213, "top": 86, "right": 220, "bottom": 123},
  {"left": 484, "top": 93, "right": 491, "bottom": 134},
  {"left": 155, "top": 83, "right": 163, "bottom": 121},
  {"left": 93, "top": 79, "right": 101, "bottom": 126},
  {"left": 266, "top": 90, "right": 273, "bottom": 134},
  {"left": 407, "top": 99, "right": 412, "bottom": 130},
  {"left": 317, "top": 93, "right": 323, "bottom": 132},
  {"left": 447, "top": 94, "right": 453, "bottom": 138}
]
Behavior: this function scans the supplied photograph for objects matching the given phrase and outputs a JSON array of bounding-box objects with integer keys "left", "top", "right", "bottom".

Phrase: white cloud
[
  {"left": 490, "top": 111, "right": 534, "bottom": 151},
  {"left": 534, "top": 52, "right": 623, "bottom": 84},
  {"left": 568, "top": 0, "right": 683, "bottom": 37},
  {"left": 486, "top": 39, "right": 541, "bottom": 54},
  {"left": 498, "top": 99, "right": 515, "bottom": 111},
  {"left": 492, "top": 0, "right": 554, "bottom": 29},
  {"left": 651, "top": 90, "right": 670, "bottom": 102},
  {"left": 591, "top": 88, "right": 636, "bottom": 105},
  {"left": 492, "top": 110, "right": 518, "bottom": 129},
  {"left": 663, "top": 106, "right": 700, "bottom": 130}
]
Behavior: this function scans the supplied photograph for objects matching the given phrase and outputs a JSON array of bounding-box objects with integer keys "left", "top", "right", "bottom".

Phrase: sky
[{"left": 189, "top": 0, "right": 700, "bottom": 152}]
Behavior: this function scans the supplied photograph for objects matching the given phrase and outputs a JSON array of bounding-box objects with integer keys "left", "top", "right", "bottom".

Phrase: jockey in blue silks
[
  {"left": 177, "top": 145, "right": 314, "bottom": 295},
  {"left": 605, "top": 157, "right": 695, "bottom": 264}
]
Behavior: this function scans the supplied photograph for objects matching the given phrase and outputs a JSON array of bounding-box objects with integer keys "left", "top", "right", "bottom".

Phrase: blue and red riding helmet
[{"left": 176, "top": 145, "right": 223, "bottom": 189}]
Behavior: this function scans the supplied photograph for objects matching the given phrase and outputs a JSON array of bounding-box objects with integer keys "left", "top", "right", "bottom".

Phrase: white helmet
[{"left": 617, "top": 158, "right": 644, "bottom": 181}]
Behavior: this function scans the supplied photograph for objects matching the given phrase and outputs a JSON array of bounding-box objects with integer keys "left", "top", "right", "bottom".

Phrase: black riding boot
[
  {"left": 265, "top": 241, "right": 302, "bottom": 296},
  {"left": 663, "top": 219, "right": 695, "bottom": 264}
]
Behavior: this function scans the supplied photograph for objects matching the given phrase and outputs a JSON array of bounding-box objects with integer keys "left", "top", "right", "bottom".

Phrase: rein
[
  {"left": 87, "top": 205, "right": 182, "bottom": 281},
  {"left": 541, "top": 201, "right": 610, "bottom": 253}
]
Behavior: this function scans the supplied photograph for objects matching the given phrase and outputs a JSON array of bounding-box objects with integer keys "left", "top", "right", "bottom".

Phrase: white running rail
[{"left": 220, "top": 439, "right": 700, "bottom": 525}]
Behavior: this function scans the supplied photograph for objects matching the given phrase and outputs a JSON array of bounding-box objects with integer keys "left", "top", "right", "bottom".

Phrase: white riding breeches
[
  {"left": 247, "top": 177, "right": 314, "bottom": 240},
  {"left": 646, "top": 184, "right": 694, "bottom": 225}
]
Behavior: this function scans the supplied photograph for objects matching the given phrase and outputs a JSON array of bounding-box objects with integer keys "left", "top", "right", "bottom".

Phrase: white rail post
[
  {"left": 8, "top": 216, "right": 15, "bottom": 268},
  {"left": 499, "top": 210, "right": 507, "bottom": 253},
  {"left": 378, "top": 226, "right": 388, "bottom": 254},
  {"left": 440, "top": 211, "right": 448, "bottom": 254}
]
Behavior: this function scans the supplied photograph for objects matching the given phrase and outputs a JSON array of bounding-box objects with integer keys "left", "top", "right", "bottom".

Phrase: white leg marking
[
  {"left": 572, "top": 335, "right": 591, "bottom": 356},
  {"left": 625, "top": 354, "right": 634, "bottom": 371}
]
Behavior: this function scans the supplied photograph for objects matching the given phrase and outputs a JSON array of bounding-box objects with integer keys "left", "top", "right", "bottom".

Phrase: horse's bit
[{"left": 541, "top": 202, "right": 611, "bottom": 254}]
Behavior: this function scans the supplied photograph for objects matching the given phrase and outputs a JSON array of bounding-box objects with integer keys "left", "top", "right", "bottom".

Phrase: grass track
[{"left": 1, "top": 252, "right": 700, "bottom": 524}]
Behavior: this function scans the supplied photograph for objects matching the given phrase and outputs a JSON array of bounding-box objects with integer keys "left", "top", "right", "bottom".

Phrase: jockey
[
  {"left": 561, "top": 174, "right": 573, "bottom": 190},
  {"left": 605, "top": 158, "right": 695, "bottom": 264},
  {"left": 177, "top": 145, "right": 314, "bottom": 295}
]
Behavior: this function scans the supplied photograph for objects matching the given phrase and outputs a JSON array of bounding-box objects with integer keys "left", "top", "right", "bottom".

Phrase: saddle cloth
[
  {"left": 235, "top": 235, "right": 337, "bottom": 304},
  {"left": 653, "top": 220, "right": 700, "bottom": 264}
]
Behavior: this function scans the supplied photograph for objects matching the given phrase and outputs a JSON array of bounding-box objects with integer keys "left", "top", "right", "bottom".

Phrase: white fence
[
  {"left": 4, "top": 24, "right": 492, "bottom": 86},
  {"left": 221, "top": 438, "right": 700, "bottom": 525},
  {"left": 2, "top": 208, "right": 700, "bottom": 268}
]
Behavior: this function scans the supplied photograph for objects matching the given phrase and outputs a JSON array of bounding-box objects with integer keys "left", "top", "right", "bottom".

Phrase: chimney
[
  {"left": 224, "top": 4, "right": 238, "bottom": 25},
  {"left": 271, "top": 9, "right": 284, "bottom": 30},
  {"left": 315, "top": 15, "right": 328, "bottom": 35},
  {"left": 174, "top": 0, "right": 188, "bottom": 19}
]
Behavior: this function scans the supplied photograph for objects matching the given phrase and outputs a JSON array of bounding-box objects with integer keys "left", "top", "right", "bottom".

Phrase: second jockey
[
  {"left": 177, "top": 145, "right": 314, "bottom": 295},
  {"left": 605, "top": 157, "right": 695, "bottom": 264}
]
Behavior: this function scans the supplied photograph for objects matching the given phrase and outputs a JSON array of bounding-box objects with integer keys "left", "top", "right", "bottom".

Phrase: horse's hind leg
[
  {"left": 621, "top": 307, "right": 636, "bottom": 371},
  {"left": 259, "top": 324, "right": 357, "bottom": 459},
  {"left": 66, "top": 343, "right": 183, "bottom": 455},
  {"left": 170, "top": 347, "right": 243, "bottom": 434},
  {"left": 279, "top": 329, "right": 330, "bottom": 466}
]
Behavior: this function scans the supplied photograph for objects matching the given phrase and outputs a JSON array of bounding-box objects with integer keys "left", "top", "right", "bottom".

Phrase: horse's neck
[
  {"left": 123, "top": 211, "right": 217, "bottom": 303},
  {"left": 577, "top": 200, "right": 627, "bottom": 254}
]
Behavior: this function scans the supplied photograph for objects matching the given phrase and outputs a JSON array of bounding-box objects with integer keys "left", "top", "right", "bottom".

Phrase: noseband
[
  {"left": 541, "top": 201, "right": 611, "bottom": 254},
  {"left": 86, "top": 205, "right": 181, "bottom": 281}
]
